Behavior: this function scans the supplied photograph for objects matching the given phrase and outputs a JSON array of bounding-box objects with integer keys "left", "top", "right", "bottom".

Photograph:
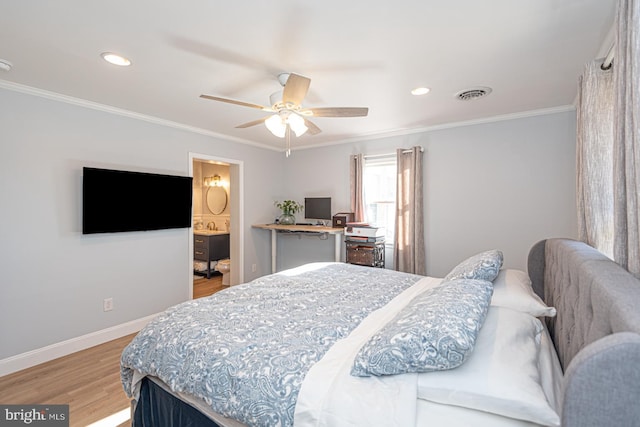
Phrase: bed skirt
[{"left": 133, "top": 377, "right": 221, "bottom": 427}]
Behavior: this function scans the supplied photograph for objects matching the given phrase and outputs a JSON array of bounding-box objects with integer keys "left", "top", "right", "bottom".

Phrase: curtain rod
[
  {"left": 364, "top": 148, "right": 424, "bottom": 159},
  {"left": 601, "top": 43, "right": 615, "bottom": 70}
]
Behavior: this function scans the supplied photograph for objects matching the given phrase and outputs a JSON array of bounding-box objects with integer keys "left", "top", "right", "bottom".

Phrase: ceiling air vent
[{"left": 455, "top": 87, "right": 492, "bottom": 101}]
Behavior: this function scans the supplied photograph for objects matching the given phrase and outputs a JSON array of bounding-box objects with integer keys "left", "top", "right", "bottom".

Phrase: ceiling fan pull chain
[{"left": 285, "top": 125, "right": 291, "bottom": 157}]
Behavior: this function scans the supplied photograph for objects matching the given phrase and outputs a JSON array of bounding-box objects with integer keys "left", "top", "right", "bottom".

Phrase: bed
[{"left": 121, "top": 238, "right": 640, "bottom": 426}]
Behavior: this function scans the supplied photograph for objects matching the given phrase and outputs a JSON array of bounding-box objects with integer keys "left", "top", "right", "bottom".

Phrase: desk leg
[
  {"left": 334, "top": 233, "right": 342, "bottom": 262},
  {"left": 271, "top": 229, "right": 277, "bottom": 273}
]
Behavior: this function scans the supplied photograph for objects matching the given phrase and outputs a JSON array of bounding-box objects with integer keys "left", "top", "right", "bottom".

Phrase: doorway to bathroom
[{"left": 189, "top": 153, "right": 244, "bottom": 299}]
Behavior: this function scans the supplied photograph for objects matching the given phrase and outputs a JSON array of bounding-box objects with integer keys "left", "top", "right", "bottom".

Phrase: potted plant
[{"left": 275, "top": 200, "right": 303, "bottom": 225}]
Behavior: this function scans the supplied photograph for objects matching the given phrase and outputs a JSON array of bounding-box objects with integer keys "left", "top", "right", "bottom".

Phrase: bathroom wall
[{"left": 193, "top": 161, "right": 231, "bottom": 232}]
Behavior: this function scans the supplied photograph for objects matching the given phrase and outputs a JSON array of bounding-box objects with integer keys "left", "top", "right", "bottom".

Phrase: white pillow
[
  {"left": 417, "top": 307, "right": 560, "bottom": 427},
  {"left": 491, "top": 269, "right": 556, "bottom": 317}
]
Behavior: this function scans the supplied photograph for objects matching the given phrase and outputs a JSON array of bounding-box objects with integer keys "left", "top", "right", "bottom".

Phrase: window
[{"left": 363, "top": 155, "right": 396, "bottom": 244}]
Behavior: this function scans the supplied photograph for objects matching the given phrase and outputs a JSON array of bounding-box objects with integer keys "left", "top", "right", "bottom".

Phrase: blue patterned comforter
[{"left": 120, "top": 263, "right": 422, "bottom": 427}]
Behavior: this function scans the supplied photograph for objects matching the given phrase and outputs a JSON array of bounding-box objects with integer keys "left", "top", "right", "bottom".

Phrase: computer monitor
[{"left": 304, "top": 197, "right": 332, "bottom": 223}]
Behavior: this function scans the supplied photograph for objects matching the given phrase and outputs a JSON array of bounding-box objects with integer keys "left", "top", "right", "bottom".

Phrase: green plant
[{"left": 274, "top": 200, "right": 303, "bottom": 215}]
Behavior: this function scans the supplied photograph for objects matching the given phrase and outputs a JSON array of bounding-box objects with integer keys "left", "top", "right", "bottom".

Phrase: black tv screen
[
  {"left": 82, "top": 167, "right": 193, "bottom": 234},
  {"left": 304, "top": 197, "right": 332, "bottom": 221}
]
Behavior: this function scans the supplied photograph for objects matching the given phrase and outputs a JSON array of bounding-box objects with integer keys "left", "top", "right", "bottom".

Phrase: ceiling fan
[{"left": 200, "top": 72, "right": 368, "bottom": 156}]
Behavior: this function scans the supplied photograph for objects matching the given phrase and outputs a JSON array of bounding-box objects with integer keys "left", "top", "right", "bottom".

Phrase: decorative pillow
[
  {"left": 444, "top": 249, "right": 503, "bottom": 282},
  {"left": 351, "top": 279, "right": 493, "bottom": 377},
  {"left": 416, "top": 307, "right": 560, "bottom": 426},
  {"left": 492, "top": 269, "right": 556, "bottom": 317}
]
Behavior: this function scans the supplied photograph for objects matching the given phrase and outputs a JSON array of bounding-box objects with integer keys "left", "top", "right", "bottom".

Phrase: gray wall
[
  {"left": 0, "top": 87, "right": 280, "bottom": 359},
  {"left": 0, "top": 85, "right": 577, "bottom": 363},
  {"left": 279, "top": 111, "right": 577, "bottom": 276}
]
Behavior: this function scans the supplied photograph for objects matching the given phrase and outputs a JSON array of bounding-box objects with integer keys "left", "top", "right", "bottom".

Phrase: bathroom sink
[{"left": 194, "top": 229, "right": 229, "bottom": 235}]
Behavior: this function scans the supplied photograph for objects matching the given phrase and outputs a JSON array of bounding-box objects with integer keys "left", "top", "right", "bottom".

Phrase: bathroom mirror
[{"left": 206, "top": 186, "right": 228, "bottom": 215}]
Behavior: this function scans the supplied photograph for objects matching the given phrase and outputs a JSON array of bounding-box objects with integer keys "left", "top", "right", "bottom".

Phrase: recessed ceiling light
[
  {"left": 101, "top": 52, "right": 131, "bottom": 67},
  {"left": 0, "top": 59, "right": 13, "bottom": 72},
  {"left": 411, "top": 87, "right": 430, "bottom": 96}
]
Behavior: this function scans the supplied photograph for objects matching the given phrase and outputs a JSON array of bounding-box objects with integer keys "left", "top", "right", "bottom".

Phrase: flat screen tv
[
  {"left": 82, "top": 167, "right": 193, "bottom": 234},
  {"left": 304, "top": 197, "right": 332, "bottom": 221}
]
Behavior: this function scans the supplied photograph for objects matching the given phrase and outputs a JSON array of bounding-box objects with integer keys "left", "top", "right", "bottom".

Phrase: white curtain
[
  {"left": 576, "top": 61, "right": 614, "bottom": 258},
  {"left": 612, "top": 0, "right": 640, "bottom": 276},
  {"left": 577, "top": 0, "right": 640, "bottom": 276},
  {"left": 394, "top": 147, "right": 426, "bottom": 275},
  {"left": 349, "top": 154, "right": 365, "bottom": 222}
]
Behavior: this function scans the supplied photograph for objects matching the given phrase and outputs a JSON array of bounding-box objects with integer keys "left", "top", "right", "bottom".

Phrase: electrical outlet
[
  {"left": 252, "top": 263, "right": 257, "bottom": 272},
  {"left": 103, "top": 297, "right": 114, "bottom": 312}
]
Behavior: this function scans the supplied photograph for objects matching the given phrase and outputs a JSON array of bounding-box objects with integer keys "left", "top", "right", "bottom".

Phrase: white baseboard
[{"left": 0, "top": 314, "right": 158, "bottom": 377}]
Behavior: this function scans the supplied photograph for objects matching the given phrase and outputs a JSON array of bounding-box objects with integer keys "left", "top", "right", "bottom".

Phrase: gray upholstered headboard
[{"left": 527, "top": 238, "right": 640, "bottom": 427}]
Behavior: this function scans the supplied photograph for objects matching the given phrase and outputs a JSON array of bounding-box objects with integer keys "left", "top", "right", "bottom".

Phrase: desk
[{"left": 252, "top": 224, "right": 344, "bottom": 273}]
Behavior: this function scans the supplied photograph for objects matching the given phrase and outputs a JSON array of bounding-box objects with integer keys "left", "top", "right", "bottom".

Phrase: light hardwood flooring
[
  {"left": 193, "top": 273, "right": 226, "bottom": 299},
  {"left": 0, "top": 334, "right": 136, "bottom": 427},
  {"left": 0, "top": 275, "right": 225, "bottom": 427}
]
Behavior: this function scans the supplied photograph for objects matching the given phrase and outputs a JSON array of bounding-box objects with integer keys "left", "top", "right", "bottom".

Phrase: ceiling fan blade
[
  {"left": 304, "top": 119, "right": 322, "bottom": 135},
  {"left": 235, "top": 116, "right": 270, "bottom": 128},
  {"left": 304, "top": 107, "right": 369, "bottom": 117},
  {"left": 200, "top": 94, "right": 271, "bottom": 111},
  {"left": 282, "top": 73, "right": 311, "bottom": 106}
]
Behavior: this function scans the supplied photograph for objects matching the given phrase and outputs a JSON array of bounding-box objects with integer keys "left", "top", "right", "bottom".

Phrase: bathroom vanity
[{"left": 194, "top": 231, "right": 230, "bottom": 279}]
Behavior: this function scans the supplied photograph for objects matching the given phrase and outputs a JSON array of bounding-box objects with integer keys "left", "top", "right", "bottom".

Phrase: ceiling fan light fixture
[
  {"left": 265, "top": 114, "right": 286, "bottom": 138},
  {"left": 288, "top": 113, "right": 308, "bottom": 137},
  {"left": 265, "top": 112, "right": 308, "bottom": 138}
]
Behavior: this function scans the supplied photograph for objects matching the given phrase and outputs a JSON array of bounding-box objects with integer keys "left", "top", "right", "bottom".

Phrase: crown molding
[
  {"left": 294, "top": 104, "right": 577, "bottom": 150},
  {"left": 1, "top": 79, "right": 575, "bottom": 154}
]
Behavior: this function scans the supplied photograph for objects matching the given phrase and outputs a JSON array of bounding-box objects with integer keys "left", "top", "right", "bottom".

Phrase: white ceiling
[{"left": 0, "top": 0, "right": 617, "bottom": 152}]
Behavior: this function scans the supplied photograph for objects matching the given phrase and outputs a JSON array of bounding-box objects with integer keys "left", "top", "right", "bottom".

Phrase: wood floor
[
  {"left": 193, "top": 273, "right": 226, "bottom": 299},
  {"left": 0, "top": 275, "right": 225, "bottom": 427}
]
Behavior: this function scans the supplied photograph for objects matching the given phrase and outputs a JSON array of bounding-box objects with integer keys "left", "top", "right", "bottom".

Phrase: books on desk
[
  {"left": 344, "top": 224, "right": 385, "bottom": 238},
  {"left": 345, "top": 235, "right": 385, "bottom": 243}
]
